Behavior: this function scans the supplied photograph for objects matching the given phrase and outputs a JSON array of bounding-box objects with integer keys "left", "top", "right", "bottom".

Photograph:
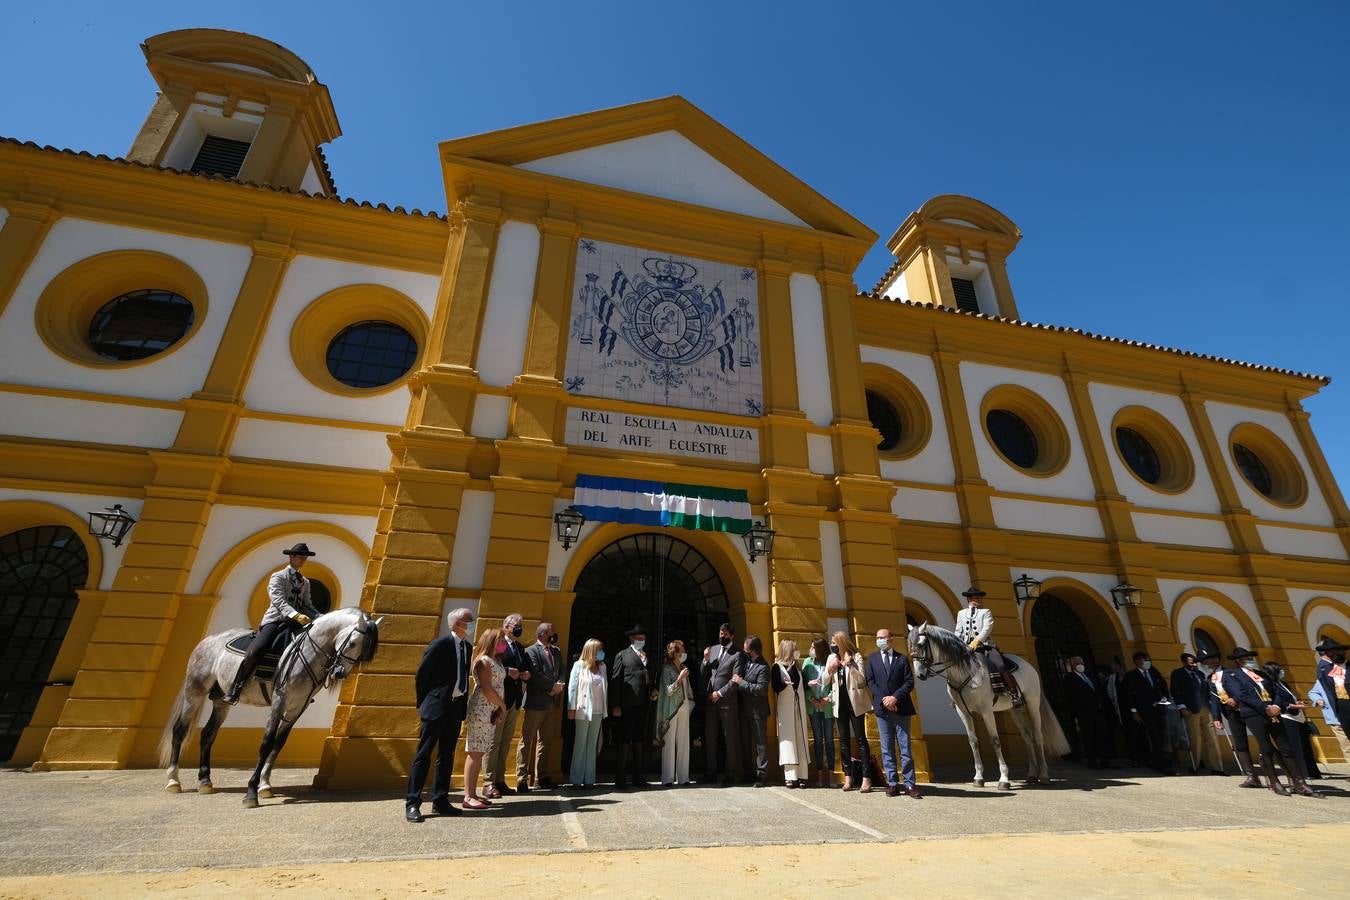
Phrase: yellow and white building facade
[{"left": 3, "top": 29, "right": 1349, "bottom": 785}]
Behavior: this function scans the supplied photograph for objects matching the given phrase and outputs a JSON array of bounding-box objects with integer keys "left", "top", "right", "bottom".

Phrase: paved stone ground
[{"left": 3, "top": 761, "right": 1347, "bottom": 878}]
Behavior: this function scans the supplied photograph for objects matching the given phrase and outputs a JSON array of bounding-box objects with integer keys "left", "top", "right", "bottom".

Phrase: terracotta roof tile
[
  {"left": 857, "top": 291, "right": 1330, "bottom": 385},
  {"left": 0, "top": 137, "right": 445, "bottom": 221}
]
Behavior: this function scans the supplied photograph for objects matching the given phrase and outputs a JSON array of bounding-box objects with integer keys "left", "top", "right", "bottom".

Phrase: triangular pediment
[{"left": 438, "top": 96, "right": 875, "bottom": 241}]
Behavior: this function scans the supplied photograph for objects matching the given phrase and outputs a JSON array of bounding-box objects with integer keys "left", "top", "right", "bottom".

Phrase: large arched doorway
[
  {"left": 0, "top": 525, "right": 89, "bottom": 761},
  {"left": 566, "top": 533, "right": 730, "bottom": 777},
  {"left": 1032, "top": 593, "right": 1097, "bottom": 718}
]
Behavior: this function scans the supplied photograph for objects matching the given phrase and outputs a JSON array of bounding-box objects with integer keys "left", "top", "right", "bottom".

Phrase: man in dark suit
[
  {"left": 609, "top": 623, "right": 654, "bottom": 788},
  {"left": 404, "top": 607, "right": 473, "bottom": 822},
  {"left": 865, "top": 627, "right": 920, "bottom": 797},
  {"left": 1060, "top": 655, "right": 1106, "bottom": 768},
  {"left": 1313, "top": 638, "right": 1350, "bottom": 758},
  {"left": 1121, "top": 651, "right": 1175, "bottom": 774},
  {"left": 700, "top": 622, "right": 745, "bottom": 786},
  {"left": 484, "top": 613, "right": 533, "bottom": 799},
  {"left": 735, "top": 635, "right": 771, "bottom": 786},
  {"left": 517, "top": 621, "right": 565, "bottom": 791}
]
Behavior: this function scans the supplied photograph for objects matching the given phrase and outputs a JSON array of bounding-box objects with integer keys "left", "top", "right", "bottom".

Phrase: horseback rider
[
  {"left": 956, "top": 586, "right": 1023, "bottom": 707},
  {"left": 223, "top": 542, "right": 322, "bottom": 704}
]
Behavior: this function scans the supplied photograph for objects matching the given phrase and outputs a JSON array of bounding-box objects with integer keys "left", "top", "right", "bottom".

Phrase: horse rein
[
  {"left": 911, "top": 638, "right": 975, "bottom": 693},
  {"left": 274, "top": 616, "right": 376, "bottom": 723}
]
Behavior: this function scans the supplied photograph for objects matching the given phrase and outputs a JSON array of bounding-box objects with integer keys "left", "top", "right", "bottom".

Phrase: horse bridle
[
  {"left": 911, "top": 635, "right": 975, "bottom": 693},
  {"left": 276, "top": 615, "right": 379, "bottom": 719}
]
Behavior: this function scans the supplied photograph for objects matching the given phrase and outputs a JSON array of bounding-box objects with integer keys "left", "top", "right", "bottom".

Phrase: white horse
[
  {"left": 158, "top": 607, "right": 380, "bottom": 807},
  {"left": 908, "top": 622, "right": 1069, "bottom": 789}
]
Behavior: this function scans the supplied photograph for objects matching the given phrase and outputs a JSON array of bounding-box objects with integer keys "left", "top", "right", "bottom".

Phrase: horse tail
[
  {"left": 1038, "top": 690, "right": 1071, "bottom": 758},
  {"left": 157, "top": 643, "right": 213, "bottom": 767}
]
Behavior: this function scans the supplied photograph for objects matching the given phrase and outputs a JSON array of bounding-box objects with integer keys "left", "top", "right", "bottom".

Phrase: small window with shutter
[
  {"left": 190, "top": 135, "right": 251, "bottom": 178},
  {"left": 951, "top": 277, "right": 981, "bottom": 313}
]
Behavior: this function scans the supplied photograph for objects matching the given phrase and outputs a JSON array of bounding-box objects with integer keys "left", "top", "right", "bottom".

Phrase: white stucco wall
[
  {"left": 1203, "top": 400, "right": 1333, "bottom": 527},
  {"left": 448, "top": 490, "right": 495, "bottom": 590},
  {"left": 959, "top": 362, "right": 1096, "bottom": 500},
  {"left": 1155, "top": 578, "right": 1267, "bottom": 646},
  {"left": 1087, "top": 383, "right": 1222, "bottom": 514},
  {"left": 1015, "top": 567, "right": 1136, "bottom": 643},
  {"left": 892, "top": 487, "right": 962, "bottom": 524},
  {"left": 1131, "top": 512, "right": 1232, "bottom": 550},
  {"left": 470, "top": 394, "right": 512, "bottom": 439},
  {"left": 0, "top": 488, "right": 141, "bottom": 591},
  {"left": 1285, "top": 589, "right": 1350, "bottom": 647},
  {"left": 229, "top": 419, "right": 392, "bottom": 470},
  {"left": 806, "top": 433, "right": 835, "bottom": 475},
  {"left": 474, "top": 220, "right": 541, "bottom": 387},
  {"left": 819, "top": 520, "right": 845, "bottom": 607},
  {"left": 0, "top": 393, "right": 183, "bottom": 448},
  {"left": 859, "top": 346, "right": 956, "bottom": 487},
  {"left": 1172, "top": 594, "right": 1261, "bottom": 656},
  {"left": 185, "top": 504, "right": 377, "bottom": 595},
  {"left": 242, "top": 255, "right": 438, "bottom": 426},
  {"left": 517, "top": 130, "right": 808, "bottom": 227},
  {"left": 1257, "top": 524, "right": 1347, "bottom": 560},
  {"left": 992, "top": 497, "right": 1105, "bottom": 539},
  {"left": 0, "top": 218, "right": 250, "bottom": 401},
  {"left": 900, "top": 574, "right": 962, "bottom": 734},
  {"left": 789, "top": 274, "right": 833, "bottom": 427}
]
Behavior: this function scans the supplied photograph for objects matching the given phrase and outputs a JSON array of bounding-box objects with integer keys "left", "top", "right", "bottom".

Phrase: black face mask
[
  {"left": 719, "top": 635, "right": 731, "bottom": 647},
  {"left": 511, "top": 625, "right": 523, "bottom": 638},
  {"left": 829, "top": 645, "right": 839, "bottom": 657},
  {"left": 1334, "top": 654, "right": 1346, "bottom": 664},
  {"left": 549, "top": 632, "right": 558, "bottom": 645}
]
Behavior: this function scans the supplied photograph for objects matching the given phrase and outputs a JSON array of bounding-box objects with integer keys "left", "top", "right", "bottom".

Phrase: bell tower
[{"left": 126, "top": 28, "right": 341, "bottom": 194}]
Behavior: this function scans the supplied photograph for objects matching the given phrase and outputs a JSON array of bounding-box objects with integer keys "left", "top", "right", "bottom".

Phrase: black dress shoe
[
  {"left": 431, "top": 800, "right": 460, "bottom": 817},
  {"left": 406, "top": 805, "right": 424, "bottom": 823},
  {"left": 886, "top": 784, "right": 902, "bottom": 797},
  {"left": 516, "top": 782, "right": 531, "bottom": 794},
  {"left": 904, "top": 786, "right": 923, "bottom": 799},
  {"left": 494, "top": 782, "right": 516, "bottom": 796},
  {"left": 753, "top": 779, "right": 767, "bottom": 788}
]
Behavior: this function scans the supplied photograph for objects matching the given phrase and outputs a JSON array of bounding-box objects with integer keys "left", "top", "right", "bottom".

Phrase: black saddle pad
[{"left": 224, "top": 632, "right": 282, "bottom": 680}]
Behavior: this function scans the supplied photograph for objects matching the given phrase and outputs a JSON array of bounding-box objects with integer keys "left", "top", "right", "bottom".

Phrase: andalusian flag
[{"left": 574, "top": 475, "right": 752, "bottom": 535}]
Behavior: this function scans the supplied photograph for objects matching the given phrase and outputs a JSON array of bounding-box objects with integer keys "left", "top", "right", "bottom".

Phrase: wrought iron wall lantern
[
  {"left": 1011, "top": 573, "right": 1042, "bottom": 605},
  {"left": 553, "top": 506, "right": 585, "bottom": 551},
  {"left": 87, "top": 503, "right": 137, "bottom": 548},
  {"left": 742, "top": 521, "right": 776, "bottom": 563},
  {"left": 1110, "top": 580, "right": 1142, "bottom": 609}
]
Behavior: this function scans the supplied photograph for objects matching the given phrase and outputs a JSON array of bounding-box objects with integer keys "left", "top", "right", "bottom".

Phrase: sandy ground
[{"left": 0, "top": 825, "right": 1331, "bottom": 898}]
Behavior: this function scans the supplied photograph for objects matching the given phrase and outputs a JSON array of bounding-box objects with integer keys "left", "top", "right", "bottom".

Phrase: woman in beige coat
[
  {"left": 772, "top": 639, "right": 811, "bottom": 787},
  {"left": 825, "top": 630, "right": 873, "bottom": 792}
]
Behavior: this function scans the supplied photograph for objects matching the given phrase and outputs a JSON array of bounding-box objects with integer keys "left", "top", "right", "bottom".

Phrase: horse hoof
[
  {"left": 198, "top": 783, "right": 215, "bottom": 795},
  {"left": 164, "top": 782, "right": 181, "bottom": 794},
  {"left": 257, "top": 788, "right": 273, "bottom": 800},
  {"left": 242, "top": 795, "right": 259, "bottom": 809},
  {"left": 972, "top": 779, "right": 984, "bottom": 788},
  {"left": 998, "top": 781, "right": 1012, "bottom": 791}
]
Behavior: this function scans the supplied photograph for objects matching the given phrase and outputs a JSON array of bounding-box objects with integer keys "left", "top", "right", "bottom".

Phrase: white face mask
[
  {"left": 632, "top": 640, "right": 645, "bottom": 652},
  {"left": 1243, "top": 660, "right": 1258, "bottom": 670},
  {"left": 1074, "top": 664, "right": 1085, "bottom": 674},
  {"left": 876, "top": 638, "right": 890, "bottom": 651},
  {"left": 791, "top": 650, "right": 800, "bottom": 661},
  {"left": 677, "top": 652, "right": 687, "bottom": 664}
]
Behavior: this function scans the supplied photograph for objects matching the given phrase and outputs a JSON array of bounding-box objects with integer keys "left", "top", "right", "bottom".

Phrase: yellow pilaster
[
  {"left": 512, "top": 209, "right": 578, "bottom": 443},
  {"left": 236, "top": 103, "right": 296, "bottom": 186},
  {"left": 0, "top": 193, "right": 59, "bottom": 319},
  {"left": 985, "top": 254, "right": 1020, "bottom": 319}
]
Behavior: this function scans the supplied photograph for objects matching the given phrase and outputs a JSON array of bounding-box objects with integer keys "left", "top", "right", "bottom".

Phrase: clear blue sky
[{"left": 4, "top": 2, "right": 1349, "bottom": 489}]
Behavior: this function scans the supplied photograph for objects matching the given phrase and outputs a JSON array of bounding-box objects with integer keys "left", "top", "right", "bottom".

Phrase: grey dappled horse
[
  {"left": 908, "top": 622, "right": 1070, "bottom": 789},
  {"left": 158, "top": 607, "right": 380, "bottom": 807}
]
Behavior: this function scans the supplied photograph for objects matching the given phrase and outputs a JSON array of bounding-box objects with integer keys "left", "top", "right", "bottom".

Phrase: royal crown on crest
[{"left": 643, "top": 257, "right": 697, "bottom": 287}]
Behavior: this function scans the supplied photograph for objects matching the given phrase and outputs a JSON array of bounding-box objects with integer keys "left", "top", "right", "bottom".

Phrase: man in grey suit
[
  {"left": 701, "top": 622, "right": 745, "bottom": 786},
  {"left": 736, "top": 634, "right": 771, "bottom": 787},
  {"left": 517, "top": 622, "right": 565, "bottom": 791}
]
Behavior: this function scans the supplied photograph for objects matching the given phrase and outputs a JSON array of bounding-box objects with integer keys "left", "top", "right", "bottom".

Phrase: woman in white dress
[
  {"left": 462, "top": 626, "right": 506, "bottom": 810},
  {"left": 657, "top": 639, "right": 694, "bottom": 786},
  {"left": 772, "top": 638, "right": 811, "bottom": 788},
  {"left": 566, "top": 638, "right": 608, "bottom": 787}
]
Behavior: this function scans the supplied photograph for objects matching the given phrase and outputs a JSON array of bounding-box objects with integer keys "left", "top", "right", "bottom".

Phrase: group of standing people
[
  {"left": 1056, "top": 639, "right": 1343, "bottom": 798},
  {"left": 405, "top": 614, "right": 926, "bottom": 819}
]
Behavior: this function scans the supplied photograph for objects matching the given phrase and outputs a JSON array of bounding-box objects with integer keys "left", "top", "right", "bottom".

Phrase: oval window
[
  {"left": 1115, "top": 426, "right": 1161, "bottom": 485},
  {"left": 986, "top": 408, "right": 1038, "bottom": 469},
  {"left": 866, "top": 390, "right": 903, "bottom": 453},
  {"left": 87, "top": 289, "right": 195, "bottom": 361},
  {"left": 325, "top": 320, "right": 418, "bottom": 389},
  {"left": 1232, "top": 443, "right": 1274, "bottom": 497}
]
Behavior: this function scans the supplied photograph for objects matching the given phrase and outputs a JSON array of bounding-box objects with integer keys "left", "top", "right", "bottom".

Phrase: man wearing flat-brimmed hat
[
  {"left": 224, "top": 542, "right": 322, "bottom": 704},
  {"left": 610, "top": 624, "right": 655, "bottom": 788},
  {"left": 1312, "top": 637, "right": 1350, "bottom": 758}
]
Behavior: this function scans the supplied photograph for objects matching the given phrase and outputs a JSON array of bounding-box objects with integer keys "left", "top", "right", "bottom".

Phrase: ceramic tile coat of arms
[{"left": 564, "top": 237, "right": 763, "bottom": 418}]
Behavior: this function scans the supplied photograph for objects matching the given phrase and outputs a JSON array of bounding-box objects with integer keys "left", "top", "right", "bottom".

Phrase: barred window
[
  {"left": 325, "top": 320, "right": 418, "bottom": 389},
  {"left": 87, "top": 289, "right": 195, "bottom": 361}
]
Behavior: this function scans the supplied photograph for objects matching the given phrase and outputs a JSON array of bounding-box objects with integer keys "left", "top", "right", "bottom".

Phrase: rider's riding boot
[
  {"left": 1234, "top": 751, "right": 1261, "bottom": 788},
  {"left": 1004, "top": 672, "right": 1025, "bottom": 707},
  {"left": 223, "top": 664, "right": 253, "bottom": 705},
  {"left": 1260, "top": 754, "right": 1290, "bottom": 796}
]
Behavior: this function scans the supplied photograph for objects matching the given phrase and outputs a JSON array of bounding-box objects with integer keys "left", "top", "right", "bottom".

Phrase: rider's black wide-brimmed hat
[
  {"left": 1315, "top": 637, "right": 1349, "bottom": 653},
  {"left": 1228, "top": 646, "right": 1257, "bottom": 660},
  {"left": 625, "top": 624, "right": 648, "bottom": 637},
  {"left": 961, "top": 587, "right": 987, "bottom": 600},
  {"left": 282, "top": 542, "right": 317, "bottom": 557}
]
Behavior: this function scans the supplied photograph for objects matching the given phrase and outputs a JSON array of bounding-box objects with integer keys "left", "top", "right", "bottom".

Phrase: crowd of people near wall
[{"left": 402, "top": 608, "right": 1350, "bottom": 820}]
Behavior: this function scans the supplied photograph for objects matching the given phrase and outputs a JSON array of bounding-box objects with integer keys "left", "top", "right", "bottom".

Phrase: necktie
[{"left": 456, "top": 637, "right": 468, "bottom": 695}]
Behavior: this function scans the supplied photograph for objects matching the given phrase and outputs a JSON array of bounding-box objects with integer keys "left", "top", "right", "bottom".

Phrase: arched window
[
  {"left": 1193, "top": 627, "right": 1221, "bottom": 661},
  {"left": 309, "top": 579, "right": 332, "bottom": 615},
  {"left": 325, "top": 320, "right": 418, "bottom": 389},
  {"left": 986, "top": 408, "right": 1039, "bottom": 469},
  {"left": 88, "top": 289, "right": 195, "bottom": 361},
  {"left": 866, "top": 390, "right": 903, "bottom": 453}
]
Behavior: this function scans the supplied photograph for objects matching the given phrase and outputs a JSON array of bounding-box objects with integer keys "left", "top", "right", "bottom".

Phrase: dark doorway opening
[
  {"left": 0, "top": 525, "right": 89, "bottom": 761},
  {"left": 1031, "top": 592, "right": 1097, "bottom": 733},
  {"left": 565, "top": 533, "right": 730, "bottom": 778}
]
